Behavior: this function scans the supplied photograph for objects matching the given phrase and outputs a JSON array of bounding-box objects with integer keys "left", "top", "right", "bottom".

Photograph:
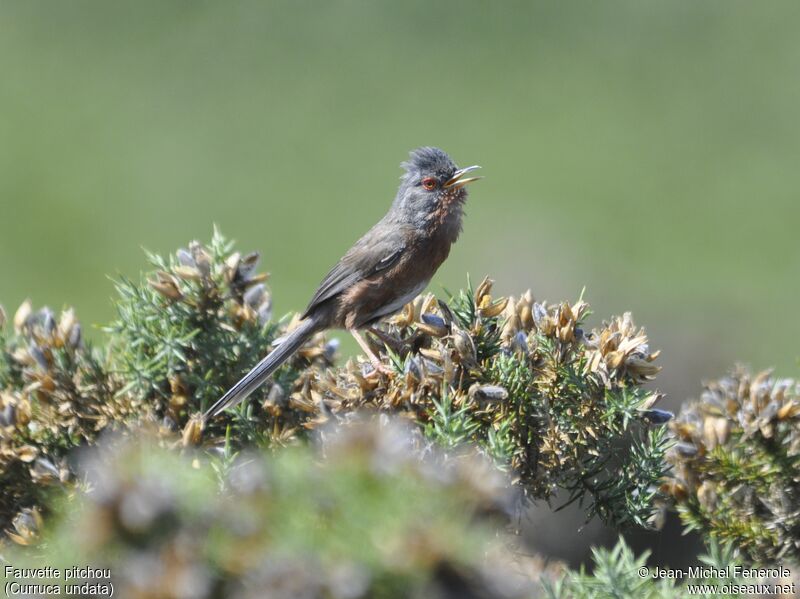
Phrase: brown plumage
[{"left": 205, "top": 147, "right": 480, "bottom": 418}]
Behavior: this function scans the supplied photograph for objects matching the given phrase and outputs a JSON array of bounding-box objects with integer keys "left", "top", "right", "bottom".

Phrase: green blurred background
[
  {"left": 2, "top": 2, "right": 798, "bottom": 442},
  {"left": 2, "top": 0, "right": 799, "bottom": 569}
]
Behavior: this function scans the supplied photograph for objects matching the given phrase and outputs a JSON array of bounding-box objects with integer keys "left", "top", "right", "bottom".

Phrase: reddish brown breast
[
  {"left": 334, "top": 190, "right": 466, "bottom": 330},
  {"left": 335, "top": 233, "right": 454, "bottom": 329}
]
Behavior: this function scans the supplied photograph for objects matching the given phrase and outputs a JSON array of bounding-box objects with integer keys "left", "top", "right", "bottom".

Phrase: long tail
[{"left": 204, "top": 316, "right": 322, "bottom": 419}]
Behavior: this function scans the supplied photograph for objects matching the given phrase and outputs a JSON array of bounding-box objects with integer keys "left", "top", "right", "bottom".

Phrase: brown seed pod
[
  {"left": 17, "top": 445, "right": 39, "bottom": 463},
  {"left": 474, "top": 276, "right": 494, "bottom": 306},
  {"left": 224, "top": 251, "right": 241, "bottom": 282},
  {"left": 177, "top": 247, "right": 196, "bottom": 267},
  {"left": 189, "top": 241, "right": 212, "bottom": 277},
  {"left": 6, "top": 508, "right": 43, "bottom": 546},
  {"left": 173, "top": 265, "right": 202, "bottom": 281},
  {"left": 181, "top": 415, "right": 204, "bottom": 447},
  {"left": 417, "top": 313, "right": 448, "bottom": 337},
  {"left": 149, "top": 271, "right": 183, "bottom": 301},
  {"left": 479, "top": 297, "right": 509, "bottom": 319},
  {"left": 13, "top": 300, "right": 32, "bottom": 333},
  {"left": 452, "top": 328, "right": 477, "bottom": 366},
  {"left": 468, "top": 384, "right": 509, "bottom": 403}
]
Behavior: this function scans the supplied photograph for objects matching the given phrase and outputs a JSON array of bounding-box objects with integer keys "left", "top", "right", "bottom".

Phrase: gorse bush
[
  {"left": 307, "top": 280, "right": 670, "bottom": 528},
  {"left": 666, "top": 367, "right": 800, "bottom": 564},
  {"left": 0, "top": 302, "right": 124, "bottom": 535},
  {"left": 543, "top": 537, "right": 752, "bottom": 599},
  {"left": 1, "top": 230, "right": 669, "bottom": 537},
  {"left": 6, "top": 229, "right": 797, "bottom": 598},
  {"left": 106, "top": 228, "right": 336, "bottom": 447}
]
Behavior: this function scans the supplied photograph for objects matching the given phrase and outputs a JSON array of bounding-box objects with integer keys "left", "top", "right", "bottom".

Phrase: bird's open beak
[{"left": 444, "top": 165, "right": 482, "bottom": 189}]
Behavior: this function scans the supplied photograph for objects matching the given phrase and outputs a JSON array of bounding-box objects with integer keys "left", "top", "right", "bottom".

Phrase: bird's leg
[{"left": 350, "top": 329, "right": 392, "bottom": 375}]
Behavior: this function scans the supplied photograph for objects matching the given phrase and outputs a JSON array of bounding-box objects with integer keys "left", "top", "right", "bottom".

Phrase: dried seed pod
[
  {"left": 173, "top": 265, "right": 202, "bottom": 281},
  {"left": 510, "top": 330, "right": 528, "bottom": 354},
  {"left": 660, "top": 479, "right": 688, "bottom": 502},
  {"left": 0, "top": 402, "right": 16, "bottom": 427},
  {"left": 517, "top": 291, "right": 535, "bottom": 329},
  {"left": 13, "top": 396, "right": 31, "bottom": 426},
  {"left": 501, "top": 312, "right": 521, "bottom": 343},
  {"left": 532, "top": 302, "right": 548, "bottom": 329},
  {"left": 238, "top": 251, "right": 261, "bottom": 279},
  {"left": 474, "top": 276, "right": 494, "bottom": 306},
  {"left": 224, "top": 251, "right": 241, "bottom": 281},
  {"left": 705, "top": 416, "right": 730, "bottom": 447},
  {"left": 418, "top": 313, "right": 448, "bottom": 337},
  {"left": 696, "top": 481, "right": 717, "bottom": 511},
  {"left": 674, "top": 442, "right": 699, "bottom": 458},
  {"left": 404, "top": 357, "right": 423, "bottom": 383},
  {"left": 421, "top": 293, "right": 438, "bottom": 314},
  {"left": 29, "top": 457, "right": 61, "bottom": 484},
  {"left": 17, "top": 445, "right": 39, "bottom": 463},
  {"left": 436, "top": 299, "right": 456, "bottom": 327},
  {"left": 626, "top": 357, "right": 661, "bottom": 379},
  {"left": 778, "top": 401, "right": 800, "bottom": 420},
  {"left": 323, "top": 338, "right": 340, "bottom": 362},
  {"left": 189, "top": 241, "right": 212, "bottom": 277},
  {"left": 243, "top": 283, "right": 267, "bottom": 309},
  {"left": 639, "top": 392, "right": 664, "bottom": 410},
  {"left": 421, "top": 358, "right": 444, "bottom": 376},
  {"left": 176, "top": 248, "right": 196, "bottom": 267},
  {"left": 639, "top": 409, "right": 673, "bottom": 425},
  {"left": 469, "top": 384, "right": 509, "bottom": 402},
  {"left": 0, "top": 304, "right": 6, "bottom": 328},
  {"left": 28, "top": 342, "right": 49, "bottom": 370},
  {"left": 392, "top": 302, "right": 415, "bottom": 328},
  {"left": 57, "top": 308, "right": 77, "bottom": 343},
  {"left": 479, "top": 297, "right": 509, "bottom": 319},
  {"left": 40, "top": 308, "right": 57, "bottom": 337},
  {"left": 452, "top": 328, "right": 476, "bottom": 366},
  {"left": 539, "top": 316, "right": 556, "bottom": 336},
  {"left": 149, "top": 271, "right": 183, "bottom": 300},
  {"left": 7, "top": 508, "right": 42, "bottom": 546},
  {"left": 605, "top": 351, "right": 625, "bottom": 370},
  {"left": 14, "top": 299, "right": 32, "bottom": 333},
  {"left": 68, "top": 323, "right": 82, "bottom": 349},
  {"left": 182, "top": 414, "right": 204, "bottom": 447},
  {"left": 264, "top": 383, "right": 287, "bottom": 408}
]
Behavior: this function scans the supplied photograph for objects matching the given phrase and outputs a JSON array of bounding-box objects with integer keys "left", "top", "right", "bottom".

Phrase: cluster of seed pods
[
  {"left": 268, "top": 277, "right": 670, "bottom": 517},
  {"left": 150, "top": 241, "right": 273, "bottom": 328},
  {"left": 0, "top": 301, "right": 104, "bottom": 537},
  {"left": 665, "top": 367, "right": 800, "bottom": 562}
]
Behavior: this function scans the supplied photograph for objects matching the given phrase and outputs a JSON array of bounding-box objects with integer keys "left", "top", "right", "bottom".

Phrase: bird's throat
[{"left": 426, "top": 189, "right": 466, "bottom": 242}]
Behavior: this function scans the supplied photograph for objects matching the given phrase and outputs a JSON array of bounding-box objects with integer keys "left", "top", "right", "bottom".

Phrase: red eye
[{"left": 422, "top": 177, "right": 436, "bottom": 190}]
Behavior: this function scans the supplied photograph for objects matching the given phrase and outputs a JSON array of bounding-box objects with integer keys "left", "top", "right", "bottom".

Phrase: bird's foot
[
  {"left": 350, "top": 328, "right": 393, "bottom": 377},
  {"left": 366, "top": 359, "right": 393, "bottom": 377}
]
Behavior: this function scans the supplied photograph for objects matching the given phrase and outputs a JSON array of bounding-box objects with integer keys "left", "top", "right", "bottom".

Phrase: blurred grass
[{"left": 1, "top": 0, "right": 798, "bottom": 403}]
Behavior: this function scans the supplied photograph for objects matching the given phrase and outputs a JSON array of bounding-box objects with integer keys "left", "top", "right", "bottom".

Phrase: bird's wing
[{"left": 301, "top": 225, "right": 406, "bottom": 318}]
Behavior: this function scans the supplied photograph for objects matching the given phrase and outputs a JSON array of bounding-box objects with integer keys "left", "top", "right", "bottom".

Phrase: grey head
[{"left": 391, "top": 147, "right": 481, "bottom": 225}]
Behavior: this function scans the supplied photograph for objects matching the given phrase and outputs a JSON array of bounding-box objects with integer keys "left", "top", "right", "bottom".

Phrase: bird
[{"left": 204, "top": 147, "right": 481, "bottom": 418}]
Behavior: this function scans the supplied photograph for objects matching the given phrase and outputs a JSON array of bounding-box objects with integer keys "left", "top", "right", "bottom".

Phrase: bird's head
[{"left": 393, "top": 147, "right": 481, "bottom": 223}]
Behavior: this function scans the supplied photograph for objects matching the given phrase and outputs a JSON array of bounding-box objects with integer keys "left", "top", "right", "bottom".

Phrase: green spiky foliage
[
  {"left": 0, "top": 230, "right": 672, "bottom": 547},
  {"left": 544, "top": 537, "right": 749, "bottom": 599},
  {"left": 105, "top": 228, "right": 335, "bottom": 446},
  {"left": 0, "top": 302, "right": 120, "bottom": 533},
  {"left": 665, "top": 368, "right": 800, "bottom": 564},
  {"left": 307, "top": 278, "right": 671, "bottom": 528}
]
